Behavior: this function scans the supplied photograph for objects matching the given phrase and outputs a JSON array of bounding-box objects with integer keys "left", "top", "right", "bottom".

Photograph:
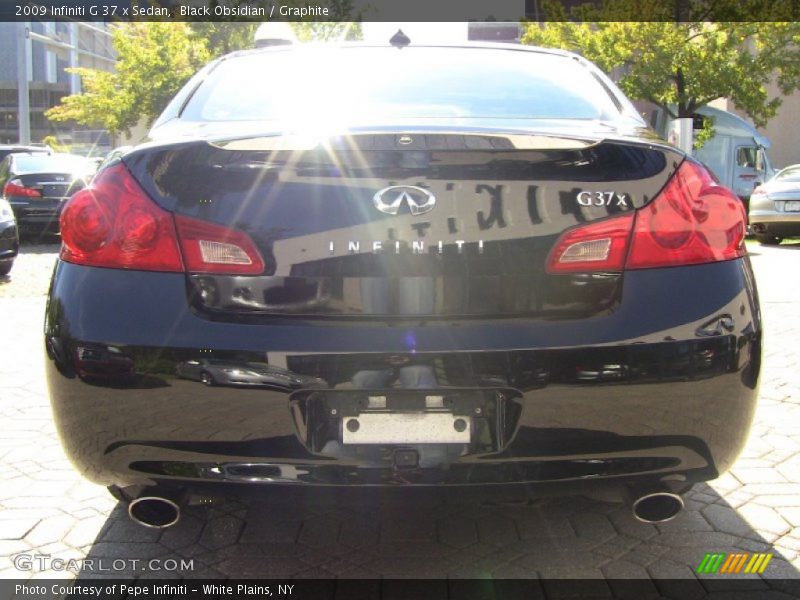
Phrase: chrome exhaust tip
[
  {"left": 632, "top": 491, "right": 684, "bottom": 524},
  {"left": 128, "top": 496, "right": 181, "bottom": 529}
]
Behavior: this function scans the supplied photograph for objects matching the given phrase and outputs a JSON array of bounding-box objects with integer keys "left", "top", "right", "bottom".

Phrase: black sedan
[
  {"left": 45, "top": 41, "right": 760, "bottom": 529},
  {"left": 0, "top": 153, "right": 96, "bottom": 237}
]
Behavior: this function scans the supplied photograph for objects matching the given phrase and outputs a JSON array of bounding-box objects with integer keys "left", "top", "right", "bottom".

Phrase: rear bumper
[
  {"left": 749, "top": 201, "right": 800, "bottom": 237},
  {"left": 0, "top": 221, "right": 18, "bottom": 260},
  {"left": 749, "top": 217, "right": 800, "bottom": 237},
  {"left": 45, "top": 259, "right": 762, "bottom": 494},
  {"left": 9, "top": 200, "right": 62, "bottom": 229}
]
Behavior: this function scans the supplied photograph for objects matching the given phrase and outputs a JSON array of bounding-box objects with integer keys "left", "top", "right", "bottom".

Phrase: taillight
[
  {"left": 60, "top": 164, "right": 183, "bottom": 271},
  {"left": 546, "top": 213, "right": 634, "bottom": 273},
  {"left": 547, "top": 160, "right": 746, "bottom": 273},
  {"left": 4, "top": 179, "right": 41, "bottom": 198},
  {"left": 626, "top": 160, "right": 746, "bottom": 269},
  {"left": 175, "top": 215, "right": 264, "bottom": 275},
  {"left": 60, "top": 163, "right": 264, "bottom": 274}
]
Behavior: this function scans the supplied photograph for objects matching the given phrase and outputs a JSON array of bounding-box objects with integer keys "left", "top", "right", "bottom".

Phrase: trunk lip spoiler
[{"left": 208, "top": 131, "right": 603, "bottom": 152}]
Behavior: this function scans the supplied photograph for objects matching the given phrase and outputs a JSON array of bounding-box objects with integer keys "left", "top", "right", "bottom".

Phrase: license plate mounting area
[
  {"left": 289, "top": 388, "right": 522, "bottom": 456},
  {"left": 784, "top": 200, "right": 800, "bottom": 212},
  {"left": 342, "top": 405, "right": 471, "bottom": 445}
]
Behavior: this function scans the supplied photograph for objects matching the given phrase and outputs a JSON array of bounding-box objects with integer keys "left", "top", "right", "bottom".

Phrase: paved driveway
[{"left": 1, "top": 241, "right": 799, "bottom": 591}]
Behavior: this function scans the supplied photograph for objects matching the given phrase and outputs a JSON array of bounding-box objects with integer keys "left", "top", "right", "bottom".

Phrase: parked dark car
[
  {"left": 0, "top": 153, "right": 96, "bottom": 236},
  {"left": 749, "top": 163, "right": 800, "bottom": 244},
  {"left": 45, "top": 42, "right": 760, "bottom": 529},
  {"left": 0, "top": 197, "right": 18, "bottom": 276}
]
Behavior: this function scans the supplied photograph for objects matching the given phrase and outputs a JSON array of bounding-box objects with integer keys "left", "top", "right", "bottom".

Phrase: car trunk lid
[{"left": 123, "top": 130, "right": 680, "bottom": 318}]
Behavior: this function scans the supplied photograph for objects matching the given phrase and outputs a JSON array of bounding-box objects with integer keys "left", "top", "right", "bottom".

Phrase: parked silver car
[{"left": 749, "top": 164, "right": 800, "bottom": 244}]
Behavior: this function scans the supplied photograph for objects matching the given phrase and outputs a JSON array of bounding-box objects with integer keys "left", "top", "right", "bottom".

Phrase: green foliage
[
  {"left": 291, "top": 22, "right": 363, "bottom": 42},
  {"left": 523, "top": 1, "right": 800, "bottom": 129},
  {"left": 162, "top": 0, "right": 362, "bottom": 49},
  {"left": 41, "top": 135, "right": 71, "bottom": 153},
  {"left": 693, "top": 115, "right": 715, "bottom": 149},
  {"left": 191, "top": 22, "right": 258, "bottom": 57},
  {"left": 46, "top": 23, "right": 210, "bottom": 135},
  {"left": 290, "top": 0, "right": 363, "bottom": 41}
]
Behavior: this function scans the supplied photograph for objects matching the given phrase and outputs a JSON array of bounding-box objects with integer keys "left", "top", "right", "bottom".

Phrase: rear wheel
[
  {"left": 0, "top": 261, "right": 12, "bottom": 277},
  {"left": 756, "top": 234, "right": 782, "bottom": 245},
  {"left": 200, "top": 371, "right": 215, "bottom": 386}
]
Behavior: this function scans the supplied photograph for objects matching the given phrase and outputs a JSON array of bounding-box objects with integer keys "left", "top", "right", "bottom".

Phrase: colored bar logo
[{"left": 697, "top": 552, "right": 772, "bottom": 574}]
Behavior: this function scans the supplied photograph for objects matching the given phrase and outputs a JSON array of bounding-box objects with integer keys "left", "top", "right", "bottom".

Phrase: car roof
[
  {"left": 0, "top": 145, "right": 49, "bottom": 151},
  {"left": 222, "top": 41, "right": 580, "bottom": 63},
  {"left": 9, "top": 151, "right": 47, "bottom": 158},
  {"left": 9, "top": 152, "right": 94, "bottom": 172}
]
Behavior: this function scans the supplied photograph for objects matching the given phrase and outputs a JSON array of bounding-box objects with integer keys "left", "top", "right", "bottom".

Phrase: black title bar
[
  {"left": 1, "top": 0, "right": 799, "bottom": 22},
  {"left": 4, "top": 578, "right": 800, "bottom": 599}
]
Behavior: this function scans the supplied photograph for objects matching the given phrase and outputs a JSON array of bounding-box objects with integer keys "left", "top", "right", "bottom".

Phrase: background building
[{"left": 0, "top": 22, "right": 115, "bottom": 154}]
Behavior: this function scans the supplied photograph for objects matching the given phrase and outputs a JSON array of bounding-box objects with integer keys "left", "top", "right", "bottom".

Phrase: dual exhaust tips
[{"left": 126, "top": 486, "right": 684, "bottom": 529}]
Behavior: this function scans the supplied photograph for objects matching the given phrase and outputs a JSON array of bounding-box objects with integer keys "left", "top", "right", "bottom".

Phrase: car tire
[
  {"left": 0, "top": 260, "right": 13, "bottom": 277},
  {"left": 200, "top": 372, "right": 215, "bottom": 386},
  {"left": 755, "top": 234, "right": 782, "bottom": 245}
]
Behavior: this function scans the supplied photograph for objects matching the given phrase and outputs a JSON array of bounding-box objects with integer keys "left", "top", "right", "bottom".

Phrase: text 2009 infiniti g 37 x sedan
[{"left": 45, "top": 42, "right": 760, "bottom": 528}]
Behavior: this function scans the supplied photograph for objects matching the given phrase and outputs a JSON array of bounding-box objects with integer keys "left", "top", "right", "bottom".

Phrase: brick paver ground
[{"left": 1, "top": 240, "right": 799, "bottom": 588}]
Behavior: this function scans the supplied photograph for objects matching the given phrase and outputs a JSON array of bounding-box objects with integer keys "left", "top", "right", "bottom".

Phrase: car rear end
[
  {"left": 749, "top": 165, "right": 800, "bottom": 243},
  {"left": 4, "top": 154, "right": 92, "bottom": 235},
  {"left": 44, "top": 45, "right": 760, "bottom": 519}
]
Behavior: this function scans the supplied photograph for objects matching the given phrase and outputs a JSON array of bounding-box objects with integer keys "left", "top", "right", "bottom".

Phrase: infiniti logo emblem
[{"left": 373, "top": 185, "right": 436, "bottom": 216}]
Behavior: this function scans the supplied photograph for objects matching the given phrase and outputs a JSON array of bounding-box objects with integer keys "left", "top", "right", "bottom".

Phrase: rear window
[
  {"left": 13, "top": 154, "right": 93, "bottom": 174},
  {"left": 181, "top": 47, "right": 622, "bottom": 123},
  {"left": 0, "top": 148, "right": 48, "bottom": 163},
  {"left": 775, "top": 167, "right": 800, "bottom": 183}
]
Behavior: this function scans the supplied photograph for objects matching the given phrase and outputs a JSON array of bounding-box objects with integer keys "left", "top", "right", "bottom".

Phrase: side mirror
[{"left": 756, "top": 148, "right": 765, "bottom": 173}]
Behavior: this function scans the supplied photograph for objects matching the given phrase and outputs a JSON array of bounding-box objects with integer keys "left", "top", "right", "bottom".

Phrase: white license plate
[
  {"left": 785, "top": 200, "right": 800, "bottom": 212},
  {"left": 342, "top": 412, "right": 471, "bottom": 444}
]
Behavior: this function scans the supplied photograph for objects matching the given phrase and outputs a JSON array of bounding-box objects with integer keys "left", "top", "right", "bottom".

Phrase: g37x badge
[{"left": 577, "top": 191, "right": 630, "bottom": 207}]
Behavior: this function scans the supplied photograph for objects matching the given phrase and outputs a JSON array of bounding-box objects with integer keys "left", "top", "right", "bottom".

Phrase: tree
[
  {"left": 46, "top": 23, "right": 209, "bottom": 135},
  {"left": 522, "top": 1, "right": 800, "bottom": 133},
  {"left": 42, "top": 135, "right": 71, "bottom": 153},
  {"left": 183, "top": 0, "right": 361, "bottom": 49},
  {"left": 191, "top": 22, "right": 259, "bottom": 58},
  {"left": 291, "top": 22, "right": 362, "bottom": 42}
]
